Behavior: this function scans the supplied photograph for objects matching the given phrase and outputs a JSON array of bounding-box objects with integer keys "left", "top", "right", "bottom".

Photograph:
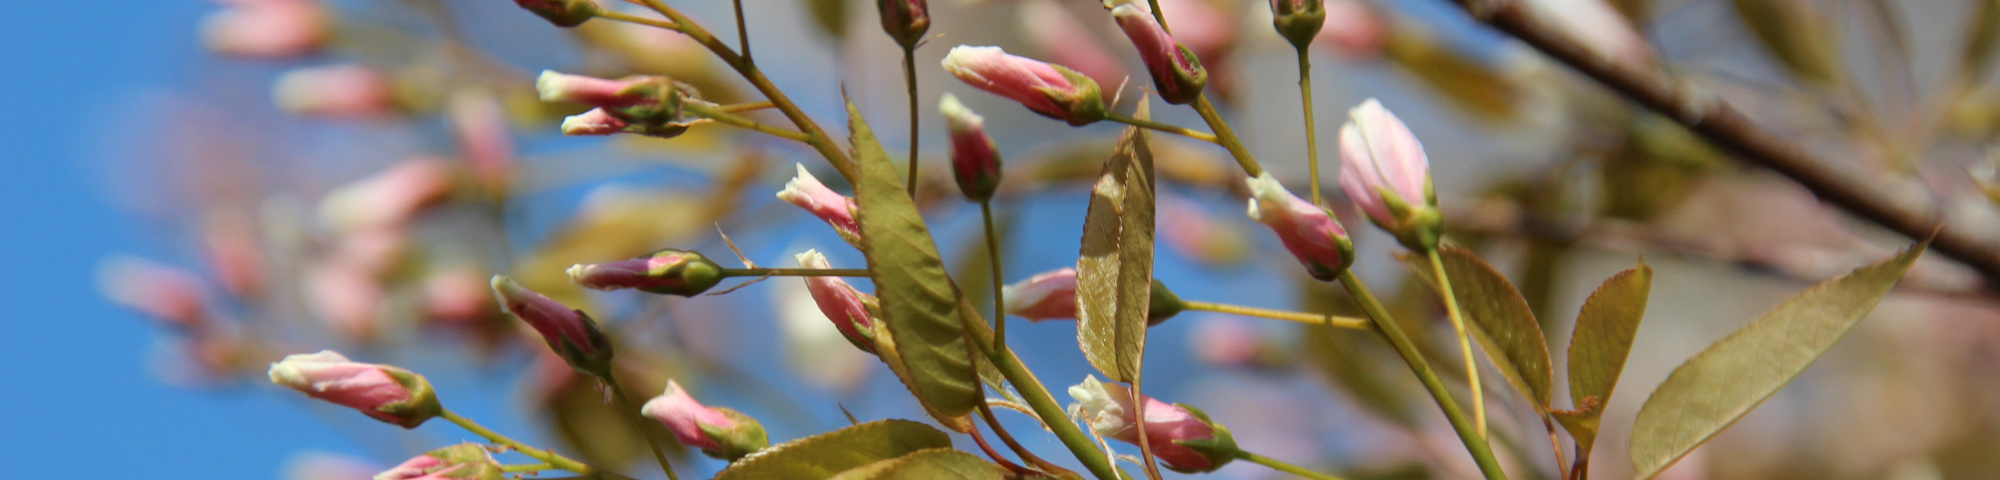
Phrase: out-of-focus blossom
[
  {"left": 305, "top": 261, "right": 386, "bottom": 342},
  {"left": 876, "top": 0, "right": 930, "bottom": 49},
  {"left": 1157, "top": 0, "right": 1236, "bottom": 63},
  {"left": 940, "top": 94, "right": 1003, "bottom": 202},
  {"left": 1002, "top": 268, "right": 1079, "bottom": 321},
  {"left": 777, "top": 164, "right": 863, "bottom": 247},
  {"left": 775, "top": 266, "right": 874, "bottom": 392},
  {"left": 1189, "top": 316, "right": 1287, "bottom": 369},
  {"left": 1270, "top": 0, "right": 1327, "bottom": 49},
  {"left": 1108, "top": 0, "right": 1208, "bottom": 104},
  {"left": 567, "top": 249, "right": 725, "bottom": 297},
  {"left": 942, "top": 46, "right": 1106, "bottom": 125},
  {"left": 422, "top": 266, "right": 493, "bottom": 326},
  {"left": 1159, "top": 194, "right": 1250, "bottom": 266},
  {"left": 795, "top": 249, "right": 879, "bottom": 353},
  {"left": 641, "top": 381, "right": 770, "bottom": 460},
  {"left": 1245, "top": 173, "right": 1352, "bottom": 280},
  {"left": 492, "top": 275, "right": 613, "bottom": 378},
  {"left": 1068, "top": 376, "right": 1237, "bottom": 472},
  {"left": 376, "top": 444, "right": 502, "bottom": 480},
  {"left": 1337, "top": 99, "right": 1438, "bottom": 249},
  {"left": 201, "top": 0, "right": 329, "bottom": 59},
  {"left": 273, "top": 64, "right": 401, "bottom": 120},
  {"left": 319, "top": 159, "right": 455, "bottom": 234},
  {"left": 282, "top": 452, "right": 382, "bottom": 480},
  {"left": 99, "top": 256, "right": 211, "bottom": 331},
  {"left": 1019, "top": 0, "right": 1129, "bottom": 92},
  {"left": 515, "top": 0, "right": 601, "bottom": 28},
  {"left": 1526, "top": 0, "right": 1653, "bottom": 69},
  {"left": 201, "top": 210, "right": 267, "bottom": 297},
  {"left": 448, "top": 91, "right": 515, "bottom": 197},
  {"left": 1312, "top": 0, "right": 1387, "bottom": 58},
  {"left": 327, "top": 226, "right": 410, "bottom": 279},
  {"left": 268, "top": 350, "right": 441, "bottom": 428}
]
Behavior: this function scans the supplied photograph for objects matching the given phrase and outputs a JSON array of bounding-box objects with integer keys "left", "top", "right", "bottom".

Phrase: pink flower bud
[
  {"left": 1270, "top": 0, "right": 1327, "bottom": 49},
  {"left": 267, "top": 350, "right": 441, "bottom": 428},
  {"left": 539, "top": 71, "right": 707, "bottom": 138},
  {"left": 1337, "top": 99, "right": 1439, "bottom": 249},
  {"left": 1068, "top": 376, "right": 1237, "bottom": 473},
  {"left": 641, "top": 381, "right": 770, "bottom": 460},
  {"left": 200, "top": 0, "right": 329, "bottom": 59},
  {"left": 1109, "top": 1, "right": 1208, "bottom": 105},
  {"left": 515, "top": 0, "right": 602, "bottom": 27},
  {"left": 273, "top": 64, "right": 400, "bottom": 120},
  {"left": 796, "top": 249, "right": 879, "bottom": 354},
  {"left": 876, "top": 0, "right": 930, "bottom": 49},
  {"left": 99, "top": 256, "right": 211, "bottom": 331},
  {"left": 491, "top": 275, "right": 613, "bottom": 378},
  {"left": 448, "top": 91, "right": 515, "bottom": 197},
  {"left": 319, "top": 159, "right": 455, "bottom": 234},
  {"left": 1001, "top": 268, "right": 1079, "bottom": 321},
  {"left": 1019, "top": 0, "right": 1128, "bottom": 90},
  {"left": 777, "top": 164, "right": 863, "bottom": 247},
  {"left": 566, "top": 249, "right": 725, "bottom": 296},
  {"left": 940, "top": 94, "right": 1003, "bottom": 202},
  {"left": 1312, "top": 0, "right": 1388, "bottom": 58},
  {"left": 1245, "top": 173, "right": 1352, "bottom": 280},
  {"left": 377, "top": 444, "right": 502, "bottom": 480},
  {"left": 559, "top": 108, "right": 631, "bottom": 136},
  {"left": 942, "top": 46, "right": 1106, "bottom": 125},
  {"left": 535, "top": 71, "right": 655, "bottom": 107}
]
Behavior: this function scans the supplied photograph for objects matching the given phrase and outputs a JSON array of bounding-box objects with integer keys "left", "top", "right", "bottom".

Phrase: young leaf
[
  {"left": 715, "top": 419, "right": 951, "bottom": 480},
  {"left": 1567, "top": 263, "right": 1652, "bottom": 415},
  {"left": 823, "top": 448, "right": 1010, "bottom": 480},
  {"left": 1628, "top": 241, "right": 1926, "bottom": 478},
  {"left": 1435, "top": 246, "right": 1556, "bottom": 411},
  {"left": 1075, "top": 101, "right": 1158, "bottom": 382},
  {"left": 846, "top": 97, "right": 981, "bottom": 432}
]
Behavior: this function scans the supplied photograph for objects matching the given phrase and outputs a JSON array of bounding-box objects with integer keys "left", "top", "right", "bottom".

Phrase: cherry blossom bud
[
  {"left": 491, "top": 275, "right": 613, "bottom": 379},
  {"left": 940, "top": 94, "right": 1003, "bottom": 202},
  {"left": 1068, "top": 376, "right": 1238, "bottom": 473},
  {"left": 538, "top": 71, "right": 709, "bottom": 138},
  {"left": 319, "top": 159, "right": 454, "bottom": 234},
  {"left": 99, "top": 257, "right": 211, "bottom": 331},
  {"left": 268, "top": 350, "right": 441, "bottom": 428},
  {"left": 1109, "top": 1, "right": 1208, "bottom": 105},
  {"left": 1270, "top": 0, "right": 1327, "bottom": 50},
  {"left": 1337, "top": 99, "right": 1439, "bottom": 250},
  {"left": 942, "top": 46, "right": 1106, "bottom": 126},
  {"left": 1245, "top": 173, "right": 1352, "bottom": 281},
  {"left": 796, "top": 249, "right": 879, "bottom": 354},
  {"left": 1019, "top": 0, "right": 1128, "bottom": 89},
  {"left": 566, "top": 249, "right": 725, "bottom": 297},
  {"left": 641, "top": 381, "right": 770, "bottom": 461},
  {"left": 777, "top": 164, "right": 863, "bottom": 247},
  {"left": 273, "top": 64, "right": 400, "bottom": 120},
  {"left": 876, "top": 0, "right": 930, "bottom": 50},
  {"left": 200, "top": 0, "right": 329, "bottom": 59},
  {"left": 376, "top": 444, "right": 502, "bottom": 480},
  {"left": 1003, "top": 268, "right": 1185, "bottom": 324},
  {"left": 515, "top": 0, "right": 601, "bottom": 27},
  {"left": 536, "top": 71, "right": 652, "bottom": 106},
  {"left": 559, "top": 108, "right": 630, "bottom": 136}
]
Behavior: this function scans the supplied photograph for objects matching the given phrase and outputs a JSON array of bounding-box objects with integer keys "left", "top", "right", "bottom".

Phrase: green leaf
[
  {"left": 1075, "top": 101, "right": 1158, "bottom": 382},
  {"left": 1628, "top": 241, "right": 1926, "bottom": 478},
  {"left": 824, "top": 448, "right": 1010, "bottom": 480},
  {"left": 1553, "top": 262, "right": 1652, "bottom": 454},
  {"left": 715, "top": 419, "right": 952, "bottom": 480},
  {"left": 1434, "top": 246, "right": 1556, "bottom": 411},
  {"left": 846, "top": 97, "right": 980, "bottom": 432}
]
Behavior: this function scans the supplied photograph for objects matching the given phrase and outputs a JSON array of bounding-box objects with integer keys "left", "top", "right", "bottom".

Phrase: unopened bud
[
  {"left": 515, "top": 0, "right": 601, "bottom": 28},
  {"left": 642, "top": 381, "right": 770, "bottom": 461},
  {"left": 375, "top": 444, "right": 502, "bottom": 480},
  {"left": 876, "top": 0, "right": 930, "bottom": 50},
  {"left": 1109, "top": 1, "right": 1207, "bottom": 105},
  {"left": 942, "top": 46, "right": 1106, "bottom": 126},
  {"left": 796, "top": 249, "right": 879, "bottom": 353},
  {"left": 566, "top": 249, "right": 725, "bottom": 296},
  {"left": 538, "top": 71, "right": 710, "bottom": 138},
  {"left": 940, "top": 94, "right": 1003, "bottom": 202},
  {"left": 268, "top": 350, "right": 441, "bottom": 428},
  {"left": 777, "top": 164, "right": 863, "bottom": 247},
  {"left": 1068, "top": 376, "right": 1238, "bottom": 473},
  {"left": 491, "top": 275, "right": 614, "bottom": 379},
  {"left": 1337, "top": 99, "right": 1439, "bottom": 250},
  {"left": 1245, "top": 173, "right": 1353, "bottom": 280},
  {"left": 1003, "top": 268, "right": 1185, "bottom": 324},
  {"left": 1269, "top": 0, "right": 1327, "bottom": 50}
]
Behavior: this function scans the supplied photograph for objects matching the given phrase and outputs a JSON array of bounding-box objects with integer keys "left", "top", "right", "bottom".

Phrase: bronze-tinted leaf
[
  {"left": 1554, "top": 262, "right": 1652, "bottom": 452},
  {"left": 715, "top": 419, "right": 952, "bottom": 480},
  {"left": 823, "top": 448, "right": 1009, "bottom": 480},
  {"left": 1075, "top": 101, "right": 1158, "bottom": 382},
  {"left": 1431, "top": 246, "right": 1556, "bottom": 410}
]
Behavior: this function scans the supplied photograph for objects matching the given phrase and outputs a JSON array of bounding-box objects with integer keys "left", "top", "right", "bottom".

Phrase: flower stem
[
  {"left": 440, "top": 409, "right": 602, "bottom": 475},
  {"left": 716, "top": 101, "right": 776, "bottom": 113},
  {"left": 730, "top": 0, "right": 750, "bottom": 60},
  {"left": 1104, "top": 112, "right": 1218, "bottom": 143},
  {"left": 683, "top": 102, "right": 811, "bottom": 142},
  {"left": 1188, "top": 95, "right": 1266, "bottom": 177},
  {"left": 719, "top": 267, "right": 870, "bottom": 277},
  {"left": 502, "top": 463, "right": 557, "bottom": 473},
  {"left": 1234, "top": 450, "right": 1346, "bottom": 480},
  {"left": 594, "top": 10, "right": 680, "bottom": 31},
  {"left": 1426, "top": 247, "right": 1487, "bottom": 439},
  {"left": 1334, "top": 271, "right": 1508, "bottom": 480},
  {"left": 962, "top": 314, "right": 1134, "bottom": 480},
  {"left": 1181, "top": 300, "right": 1370, "bottom": 329},
  {"left": 1295, "top": 47, "right": 1322, "bottom": 204},
  {"left": 980, "top": 202, "right": 1008, "bottom": 346},
  {"left": 904, "top": 46, "right": 922, "bottom": 198},
  {"left": 609, "top": 379, "right": 680, "bottom": 480}
]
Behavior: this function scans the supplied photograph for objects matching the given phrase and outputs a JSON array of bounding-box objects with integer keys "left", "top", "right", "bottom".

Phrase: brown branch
[{"left": 1446, "top": 0, "right": 2000, "bottom": 283}]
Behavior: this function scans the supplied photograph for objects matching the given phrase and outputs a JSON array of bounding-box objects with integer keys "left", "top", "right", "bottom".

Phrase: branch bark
[{"left": 1447, "top": 0, "right": 2000, "bottom": 283}]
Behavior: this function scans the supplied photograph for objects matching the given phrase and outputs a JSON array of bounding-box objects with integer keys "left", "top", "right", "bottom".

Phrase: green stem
[
  {"left": 981, "top": 202, "right": 1006, "bottom": 347},
  {"left": 719, "top": 267, "right": 871, "bottom": 277},
  {"left": 1234, "top": 450, "right": 1347, "bottom": 480},
  {"left": 1181, "top": 300, "right": 1370, "bottom": 329},
  {"left": 905, "top": 46, "right": 922, "bottom": 197},
  {"left": 502, "top": 463, "right": 557, "bottom": 473},
  {"left": 1188, "top": 95, "right": 1266, "bottom": 177},
  {"left": 595, "top": 10, "right": 680, "bottom": 31},
  {"left": 731, "top": 0, "right": 750, "bottom": 60},
  {"left": 717, "top": 101, "right": 776, "bottom": 113},
  {"left": 1296, "top": 47, "right": 1322, "bottom": 204},
  {"left": 440, "top": 409, "right": 601, "bottom": 475},
  {"left": 1335, "top": 271, "right": 1508, "bottom": 480},
  {"left": 609, "top": 380, "right": 680, "bottom": 480},
  {"left": 1426, "top": 247, "right": 1487, "bottom": 439},
  {"left": 1104, "top": 112, "right": 1218, "bottom": 143},
  {"left": 963, "top": 317, "right": 1133, "bottom": 480},
  {"left": 683, "top": 102, "right": 811, "bottom": 142}
]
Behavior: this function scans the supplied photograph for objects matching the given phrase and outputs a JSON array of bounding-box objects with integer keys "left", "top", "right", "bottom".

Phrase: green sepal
[
  {"left": 1145, "top": 279, "right": 1186, "bottom": 326},
  {"left": 550, "top": 310, "right": 616, "bottom": 380},
  {"left": 694, "top": 407, "right": 772, "bottom": 461},
  {"left": 1162, "top": 403, "right": 1238, "bottom": 474},
  {"left": 422, "top": 444, "right": 505, "bottom": 480},
  {"left": 636, "top": 249, "right": 726, "bottom": 297},
  {"left": 1271, "top": 0, "right": 1327, "bottom": 50},
  {"left": 1039, "top": 66, "right": 1107, "bottom": 126},
  {"left": 1157, "top": 44, "right": 1208, "bottom": 105},
  {"left": 379, "top": 367, "right": 443, "bottom": 429}
]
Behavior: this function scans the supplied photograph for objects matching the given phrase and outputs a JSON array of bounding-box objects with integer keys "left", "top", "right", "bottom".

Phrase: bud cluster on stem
[
  {"left": 268, "top": 350, "right": 441, "bottom": 428},
  {"left": 942, "top": 46, "right": 1107, "bottom": 126}
]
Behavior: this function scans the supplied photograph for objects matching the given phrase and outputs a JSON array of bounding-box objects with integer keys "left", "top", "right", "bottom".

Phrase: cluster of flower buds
[
  {"left": 777, "top": 164, "right": 863, "bottom": 247},
  {"left": 1001, "top": 268, "right": 1186, "bottom": 324},
  {"left": 1338, "top": 99, "right": 1440, "bottom": 251},
  {"left": 1069, "top": 376, "right": 1238, "bottom": 473},
  {"left": 1106, "top": 0, "right": 1208, "bottom": 105},
  {"left": 876, "top": 0, "right": 930, "bottom": 50},
  {"left": 943, "top": 46, "right": 1106, "bottom": 126},
  {"left": 1245, "top": 172, "right": 1353, "bottom": 281},
  {"left": 940, "top": 94, "right": 1003, "bottom": 202},
  {"left": 1269, "top": 0, "right": 1327, "bottom": 50},
  {"left": 567, "top": 249, "right": 726, "bottom": 297},
  {"left": 514, "top": 0, "right": 602, "bottom": 28},
  {"left": 491, "top": 276, "right": 614, "bottom": 379},
  {"left": 200, "top": 0, "right": 329, "bottom": 59},
  {"left": 268, "top": 350, "right": 441, "bottom": 428},
  {"left": 796, "top": 250, "right": 880, "bottom": 354},
  {"left": 376, "top": 444, "right": 502, "bottom": 480},
  {"left": 642, "top": 381, "right": 770, "bottom": 461},
  {"left": 538, "top": 71, "right": 710, "bottom": 138}
]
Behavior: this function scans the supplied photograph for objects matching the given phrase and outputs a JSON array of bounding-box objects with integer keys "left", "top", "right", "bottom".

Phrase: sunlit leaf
[
  {"left": 715, "top": 419, "right": 952, "bottom": 480},
  {"left": 1628, "top": 242, "right": 1926, "bottom": 478},
  {"left": 846, "top": 97, "right": 981, "bottom": 432},
  {"left": 1430, "top": 246, "right": 1555, "bottom": 410},
  {"left": 1552, "top": 262, "right": 1652, "bottom": 451},
  {"left": 823, "top": 448, "right": 1009, "bottom": 480},
  {"left": 1076, "top": 101, "right": 1158, "bottom": 382}
]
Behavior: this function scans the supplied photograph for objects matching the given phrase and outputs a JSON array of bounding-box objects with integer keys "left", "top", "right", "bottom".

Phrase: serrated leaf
[
  {"left": 1567, "top": 263, "right": 1652, "bottom": 415},
  {"left": 1075, "top": 101, "right": 1158, "bottom": 382},
  {"left": 847, "top": 97, "right": 980, "bottom": 431},
  {"left": 824, "top": 448, "right": 1009, "bottom": 480},
  {"left": 715, "top": 419, "right": 952, "bottom": 480},
  {"left": 1629, "top": 241, "right": 1926, "bottom": 478},
  {"left": 1428, "top": 246, "right": 1556, "bottom": 411}
]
